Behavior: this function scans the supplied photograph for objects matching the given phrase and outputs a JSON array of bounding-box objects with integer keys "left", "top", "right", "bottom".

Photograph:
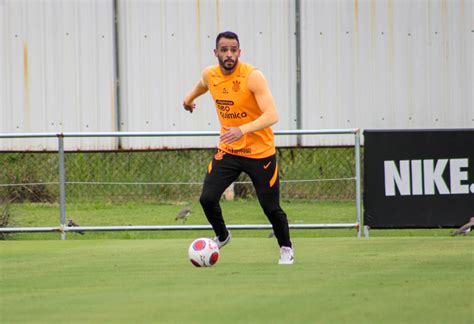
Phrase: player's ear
[{"left": 214, "top": 48, "right": 218, "bottom": 57}]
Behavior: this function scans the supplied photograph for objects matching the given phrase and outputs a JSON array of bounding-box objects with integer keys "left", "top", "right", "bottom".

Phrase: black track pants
[{"left": 199, "top": 151, "right": 292, "bottom": 248}]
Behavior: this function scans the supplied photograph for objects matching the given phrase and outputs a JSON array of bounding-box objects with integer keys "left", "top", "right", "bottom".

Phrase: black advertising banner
[{"left": 364, "top": 129, "right": 474, "bottom": 228}]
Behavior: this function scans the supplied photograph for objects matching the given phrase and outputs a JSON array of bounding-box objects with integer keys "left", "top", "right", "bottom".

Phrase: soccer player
[{"left": 183, "top": 31, "right": 294, "bottom": 264}]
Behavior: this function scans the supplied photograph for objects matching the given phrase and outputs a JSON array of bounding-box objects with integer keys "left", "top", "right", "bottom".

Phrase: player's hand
[
  {"left": 220, "top": 127, "right": 243, "bottom": 144},
  {"left": 183, "top": 101, "right": 196, "bottom": 113}
]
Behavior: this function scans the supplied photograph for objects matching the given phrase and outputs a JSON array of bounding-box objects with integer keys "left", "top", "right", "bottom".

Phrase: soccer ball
[{"left": 188, "top": 238, "right": 220, "bottom": 267}]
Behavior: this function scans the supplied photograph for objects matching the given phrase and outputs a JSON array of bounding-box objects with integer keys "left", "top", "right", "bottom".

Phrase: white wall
[
  {"left": 0, "top": 0, "right": 117, "bottom": 150},
  {"left": 300, "top": 0, "right": 473, "bottom": 145},
  {"left": 117, "top": 0, "right": 296, "bottom": 149},
  {"left": 1, "top": 0, "right": 472, "bottom": 150}
]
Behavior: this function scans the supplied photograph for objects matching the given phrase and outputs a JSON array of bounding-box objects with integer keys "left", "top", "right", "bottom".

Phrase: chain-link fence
[
  {"left": 1, "top": 147, "right": 358, "bottom": 203},
  {"left": 1, "top": 152, "right": 59, "bottom": 203},
  {"left": 1, "top": 150, "right": 359, "bottom": 203},
  {"left": 0, "top": 131, "right": 361, "bottom": 234}
]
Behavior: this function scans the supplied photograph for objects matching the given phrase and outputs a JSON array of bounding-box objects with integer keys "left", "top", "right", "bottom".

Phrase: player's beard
[{"left": 219, "top": 57, "right": 238, "bottom": 72}]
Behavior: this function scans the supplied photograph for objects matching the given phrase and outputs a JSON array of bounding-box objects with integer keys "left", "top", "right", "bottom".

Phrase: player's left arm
[
  {"left": 220, "top": 70, "right": 279, "bottom": 144},
  {"left": 240, "top": 69, "right": 279, "bottom": 134}
]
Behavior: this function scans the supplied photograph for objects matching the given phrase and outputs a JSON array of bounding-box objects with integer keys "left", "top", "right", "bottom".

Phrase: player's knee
[{"left": 199, "top": 192, "right": 219, "bottom": 208}]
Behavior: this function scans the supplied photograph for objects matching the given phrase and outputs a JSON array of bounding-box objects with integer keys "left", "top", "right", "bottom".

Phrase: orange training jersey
[{"left": 207, "top": 62, "right": 275, "bottom": 159}]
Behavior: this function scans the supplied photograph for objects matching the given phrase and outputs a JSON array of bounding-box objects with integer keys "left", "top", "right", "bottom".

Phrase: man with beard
[{"left": 183, "top": 31, "right": 293, "bottom": 264}]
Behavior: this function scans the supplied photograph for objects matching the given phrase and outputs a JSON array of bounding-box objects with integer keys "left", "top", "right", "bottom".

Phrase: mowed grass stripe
[{"left": 1, "top": 237, "right": 472, "bottom": 323}]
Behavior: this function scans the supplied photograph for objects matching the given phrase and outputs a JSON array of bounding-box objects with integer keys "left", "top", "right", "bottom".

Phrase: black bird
[{"left": 68, "top": 218, "right": 85, "bottom": 235}]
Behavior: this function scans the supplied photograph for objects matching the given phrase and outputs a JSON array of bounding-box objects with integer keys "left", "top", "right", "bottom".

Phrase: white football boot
[
  {"left": 213, "top": 231, "right": 232, "bottom": 249},
  {"left": 278, "top": 246, "right": 294, "bottom": 265}
]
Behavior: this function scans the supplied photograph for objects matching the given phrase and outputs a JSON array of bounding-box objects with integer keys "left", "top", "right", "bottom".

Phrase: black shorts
[{"left": 204, "top": 151, "right": 280, "bottom": 199}]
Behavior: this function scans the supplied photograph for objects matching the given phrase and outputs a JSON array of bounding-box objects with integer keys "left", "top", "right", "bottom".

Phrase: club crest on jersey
[
  {"left": 232, "top": 80, "right": 241, "bottom": 92},
  {"left": 214, "top": 150, "right": 226, "bottom": 160}
]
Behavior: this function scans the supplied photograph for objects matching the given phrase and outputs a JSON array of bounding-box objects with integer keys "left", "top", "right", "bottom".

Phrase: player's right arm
[{"left": 183, "top": 67, "right": 211, "bottom": 113}]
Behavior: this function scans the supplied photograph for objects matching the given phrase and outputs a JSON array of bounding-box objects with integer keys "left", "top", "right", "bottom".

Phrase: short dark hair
[{"left": 215, "top": 31, "right": 240, "bottom": 48}]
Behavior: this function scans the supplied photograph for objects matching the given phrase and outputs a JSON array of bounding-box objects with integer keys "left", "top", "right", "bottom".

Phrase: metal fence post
[
  {"left": 355, "top": 130, "right": 362, "bottom": 238},
  {"left": 58, "top": 134, "right": 66, "bottom": 240}
]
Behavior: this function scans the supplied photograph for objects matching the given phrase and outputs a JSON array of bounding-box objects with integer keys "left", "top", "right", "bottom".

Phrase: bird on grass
[
  {"left": 451, "top": 217, "right": 474, "bottom": 236},
  {"left": 68, "top": 218, "right": 85, "bottom": 235},
  {"left": 175, "top": 206, "right": 191, "bottom": 222}
]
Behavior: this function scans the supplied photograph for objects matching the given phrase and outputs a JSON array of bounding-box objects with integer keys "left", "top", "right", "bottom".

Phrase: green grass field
[
  {"left": 1, "top": 201, "right": 473, "bottom": 323},
  {"left": 2, "top": 200, "right": 459, "bottom": 240},
  {"left": 4, "top": 200, "right": 360, "bottom": 240},
  {"left": 1, "top": 237, "right": 472, "bottom": 323}
]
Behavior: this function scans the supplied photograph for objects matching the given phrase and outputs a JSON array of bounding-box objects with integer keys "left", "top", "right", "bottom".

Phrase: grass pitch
[{"left": 1, "top": 237, "right": 472, "bottom": 323}]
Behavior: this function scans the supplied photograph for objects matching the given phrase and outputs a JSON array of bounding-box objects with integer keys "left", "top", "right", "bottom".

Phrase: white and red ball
[{"left": 188, "top": 238, "right": 220, "bottom": 267}]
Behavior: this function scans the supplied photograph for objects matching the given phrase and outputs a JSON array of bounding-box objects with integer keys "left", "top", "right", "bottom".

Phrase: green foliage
[
  {"left": 278, "top": 146, "right": 358, "bottom": 199},
  {"left": 0, "top": 153, "right": 57, "bottom": 203},
  {"left": 0, "top": 202, "right": 14, "bottom": 240},
  {"left": 1, "top": 147, "right": 358, "bottom": 203}
]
